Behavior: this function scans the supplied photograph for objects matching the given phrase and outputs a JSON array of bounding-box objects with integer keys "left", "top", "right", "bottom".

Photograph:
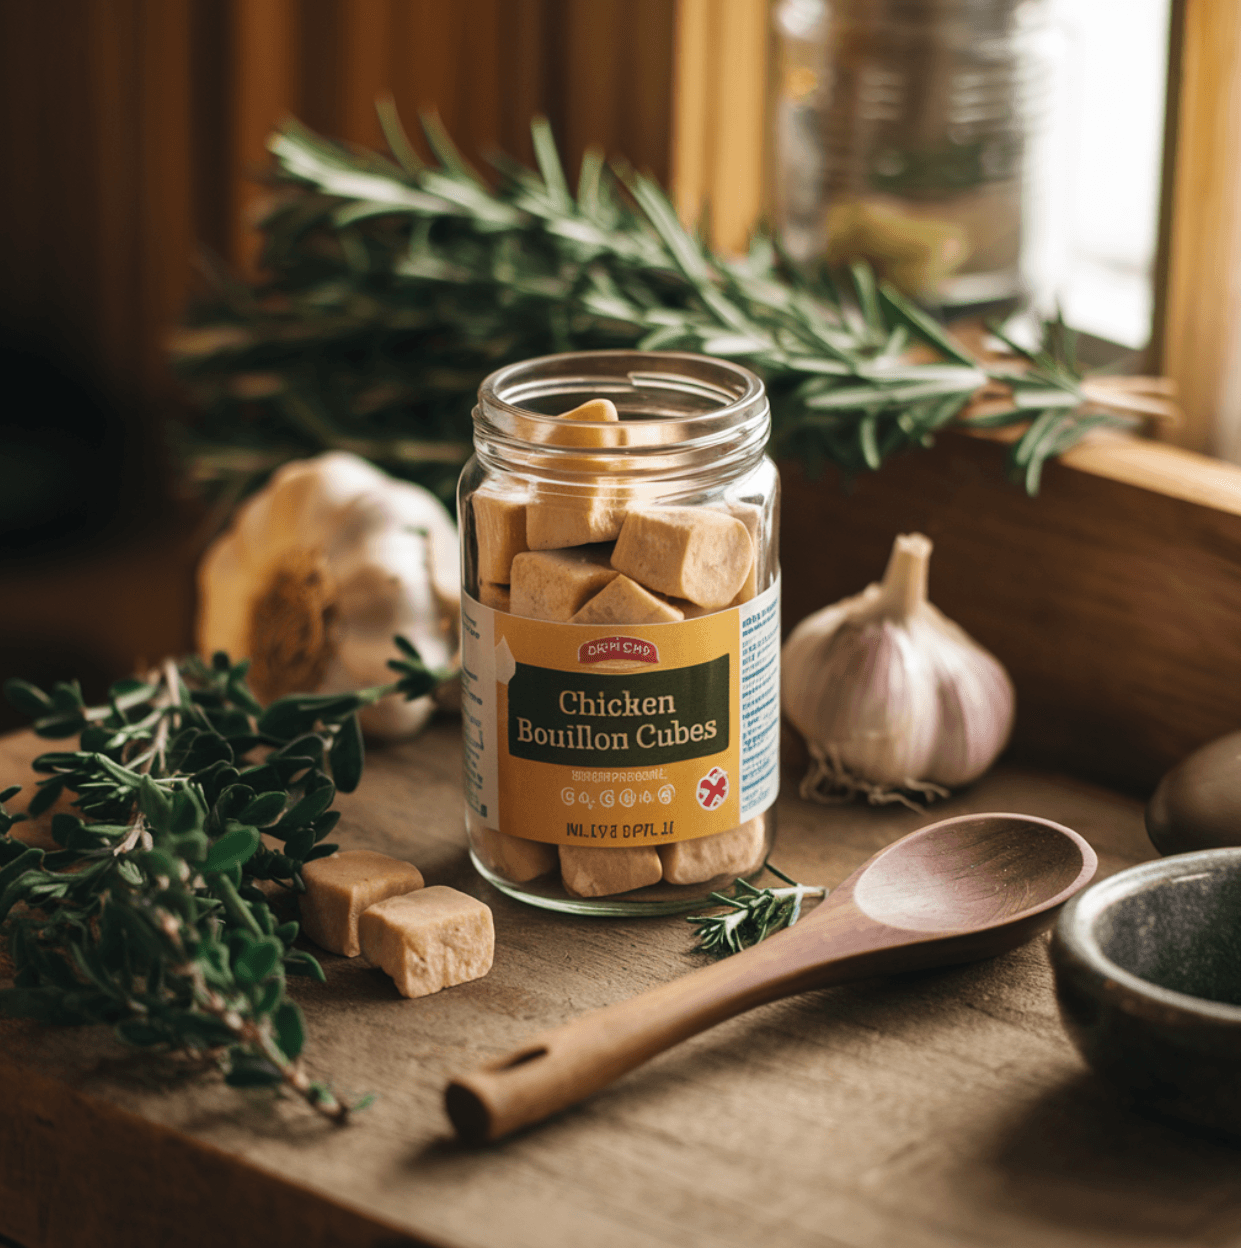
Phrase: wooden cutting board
[{"left": 2, "top": 722, "right": 1239, "bottom": 1248}]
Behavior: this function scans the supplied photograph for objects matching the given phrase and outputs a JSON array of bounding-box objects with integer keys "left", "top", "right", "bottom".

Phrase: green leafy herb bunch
[
  {"left": 0, "top": 639, "right": 444, "bottom": 1121},
  {"left": 172, "top": 105, "right": 1170, "bottom": 505}
]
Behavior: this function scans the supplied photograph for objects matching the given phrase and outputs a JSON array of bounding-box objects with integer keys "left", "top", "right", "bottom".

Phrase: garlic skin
[
  {"left": 782, "top": 533, "right": 1014, "bottom": 800},
  {"left": 198, "top": 451, "right": 459, "bottom": 739}
]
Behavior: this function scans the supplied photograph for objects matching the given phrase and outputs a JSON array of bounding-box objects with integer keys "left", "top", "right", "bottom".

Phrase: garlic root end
[{"left": 800, "top": 744, "right": 951, "bottom": 813}]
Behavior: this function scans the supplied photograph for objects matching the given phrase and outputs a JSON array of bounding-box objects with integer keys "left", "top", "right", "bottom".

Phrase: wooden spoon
[{"left": 445, "top": 812, "right": 1097, "bottom": 1143}]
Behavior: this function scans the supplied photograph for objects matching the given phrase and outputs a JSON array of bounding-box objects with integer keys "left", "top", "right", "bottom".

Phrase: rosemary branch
[
  {"left": 688, "top": 864, "right": 827, "bottom": 958},
  {"left": 171, "top": 108, "right": 1170, "bottom": 505}
]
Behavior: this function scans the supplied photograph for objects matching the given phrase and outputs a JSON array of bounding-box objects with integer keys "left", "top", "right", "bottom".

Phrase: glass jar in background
[
  {"left": 773, "top": 0, "right": 1060, "bottom": 311},
  {"left": 457, "top": 351, "right": 780, "bottom": 915}
]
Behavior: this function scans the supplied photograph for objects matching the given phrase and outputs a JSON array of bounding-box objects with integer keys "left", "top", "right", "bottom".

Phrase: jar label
[{"left": 461, "top": 578, "right": 780, "bottom": 846}]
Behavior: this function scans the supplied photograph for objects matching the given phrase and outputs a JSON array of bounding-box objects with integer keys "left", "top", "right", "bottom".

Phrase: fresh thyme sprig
[
  {"left": 688, "top": 865, "right": 827, "bottom": 958},
  {"left": 0, "top": 640, "right": 447, "bottom": 1121},
  {"left": 171, "top": 108, "right": 1173, "bottom": 505}
]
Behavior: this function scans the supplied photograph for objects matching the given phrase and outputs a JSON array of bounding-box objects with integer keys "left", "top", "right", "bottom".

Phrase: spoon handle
[{"left": 446, "top": 899, "right": 895, "bottom": 1142}]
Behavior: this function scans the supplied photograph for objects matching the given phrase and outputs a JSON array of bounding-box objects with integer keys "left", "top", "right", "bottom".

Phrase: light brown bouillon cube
[
  {"left": 479, "top": 581, "right": 511, "bottom": 612},
  {"left": 610, "top": 507, "right": 753, "bottom": 609},
  {"left": 559, "top": 844, "right": 662, "bottom": 897},
  {"left": 526, "top": 398, "right": 629, "bottom": 549},
  {"left": 553, "top": 398, "right": 619, "bottom": 429},
  {"left": 509, "top": 545, "right": 618, "bottom": 621},
  {"left": 472, "top": 484, "right": 529, "bottom": 584},
  {"left": 525, "top": 490, "right": 628, "bottom": 549},
  {"left": 659, "top": 819, "right": 766, "bottom": 886},
  {"left": 472, "top": 822, "right": 559, "bottom": 883},
  {"left": 358, "top": 886, "right": 495, "bottom": 998},
  {"left": 569, "top": 573, "right": 685, "bottom": 624},
  {"left": 717, "top": 501, "right": 762, "bottom": 605},
  {"left": 299, "top": 850, "right": 425, "bottom": 957}
]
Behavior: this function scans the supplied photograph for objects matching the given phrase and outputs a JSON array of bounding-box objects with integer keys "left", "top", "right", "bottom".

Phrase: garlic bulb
[
  {"left": 782, "top": 533, "right": 1014, "bottom": 804},
  {"left": 197, "top": 451, "right": 459, "bottom": 739}
]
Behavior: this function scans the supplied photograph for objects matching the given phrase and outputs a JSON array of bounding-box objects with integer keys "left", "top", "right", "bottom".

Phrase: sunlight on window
[{"left": 1046, "top": 0, "right": 1171, "bottom": 350}]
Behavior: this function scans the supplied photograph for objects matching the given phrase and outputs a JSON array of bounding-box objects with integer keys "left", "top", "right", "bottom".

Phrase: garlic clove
[
  {"left": 921, "top": 606, "right": 1015, "bottom": 786},
  {"left": 781, "top": 532, "right": 1015, "bottom": 803},
  {"left": 358, "top": 477, "right": 461, "bottom": 610},
  {"left": 238, "top": 453, "right": 374, "bottom": 564},
  {"left": 813, "top": 618, "right": 940, "bottom": 788}
]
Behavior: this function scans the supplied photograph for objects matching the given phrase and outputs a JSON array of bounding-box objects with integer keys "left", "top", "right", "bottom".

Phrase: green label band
[{"left": 507, "top": 655, "right": 730, "bottom": 767}]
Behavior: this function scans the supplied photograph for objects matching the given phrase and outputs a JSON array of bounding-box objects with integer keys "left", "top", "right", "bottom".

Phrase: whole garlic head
[
  {"left": 782, "top": 533, "right": 1014, "bottom": 803},
  {"left": 197, "top": 451, "right": 459, "bottom": 739}
]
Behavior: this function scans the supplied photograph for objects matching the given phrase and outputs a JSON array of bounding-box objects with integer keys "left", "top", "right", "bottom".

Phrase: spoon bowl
[
  {"left": 447, "top": 811, "right": 1097, "bottom": 1143},
  {"left": 852, "top": 813, "right": 1090, "bottom": 931}
]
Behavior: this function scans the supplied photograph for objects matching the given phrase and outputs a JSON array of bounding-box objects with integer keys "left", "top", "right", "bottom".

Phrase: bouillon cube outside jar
[{"left": 458, "top": 350, "right": 781, "bottom": 915}]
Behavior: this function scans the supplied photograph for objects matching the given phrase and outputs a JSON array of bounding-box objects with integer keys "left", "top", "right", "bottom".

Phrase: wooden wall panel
[
  {"left": 558, "top": 0, "right": 676, "bottom": 179},
  {"left": 86, "top": 0, "right": 144, "bottom": 390},
  {"left": 139, "top": 1, "right": 195, "bottom": 397},
  {"left": 0, "top": 0, "right": 193, "bottom": 403},
  {"left": 232, "top": 0, "right": 300, "bottom": 276},
  {"left": 219, "top": 0, "right": 676, "bottom": 270},
  {"left": 0, "top": 0, "right": 677, "bottom": 405},
  {"left": 340, "top": 1, "right": 394, "bottom": 153}
]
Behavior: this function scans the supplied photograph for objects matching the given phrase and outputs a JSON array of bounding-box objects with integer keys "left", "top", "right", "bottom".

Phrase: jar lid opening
[{"left": 476, "top": 350, "right": 768, "bottom": 459}]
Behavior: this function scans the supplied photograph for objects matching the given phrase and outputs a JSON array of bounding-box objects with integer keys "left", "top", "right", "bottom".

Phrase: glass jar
[
  {"left": 457, "top": 350, "right": 780, "bottom": 915},
  {"left": 772, "top": 0, "right": 1059, "bottom": 310}
]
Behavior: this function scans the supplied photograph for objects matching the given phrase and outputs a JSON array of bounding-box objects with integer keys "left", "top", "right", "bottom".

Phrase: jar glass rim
[{"left": 477, "top": 349, "right": 767, "bottom": 442}]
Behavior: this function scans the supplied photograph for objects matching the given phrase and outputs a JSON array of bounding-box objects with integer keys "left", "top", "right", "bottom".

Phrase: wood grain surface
[
  {"left": 780, "top": 430, "right": 1241, "bottom": 797},
  {"left": 4, "top": 721, "right": 1241, "bottom": 1248}
]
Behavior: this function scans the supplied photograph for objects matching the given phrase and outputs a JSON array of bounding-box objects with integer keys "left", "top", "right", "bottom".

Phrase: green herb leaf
[
  {"left": 0, "top": 647, "right": 442, "bottom": 1124},
  {"left": 328, "top": 714, "right": 364, "bottom": 794},
  {"left": 4, "top": 678, "right": 52, "bottom": 718},
  {"left": 688, "top": 865, "right": 827, "bottom": 957},
  {"left": 204, "top": 824, "right": 261, "bottom": 874},
  {"left": 138, "top": 776, "right": 174, "bottom": 832},
  {"left": 239, "top": 791, "right": 287, "bottom": 826},
  {"left": 272, "top": 1000, "right": 306, "bottom": 1060},
  {"left": 234, "top": 937, "right": 282, "bottom": 985},
  {"left": 284, "top": 950, "right": 327, "bottom": 982}
]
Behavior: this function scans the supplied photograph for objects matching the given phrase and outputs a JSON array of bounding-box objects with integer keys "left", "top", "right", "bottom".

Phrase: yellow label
[{"left": 460, "top": 580, "right": 780, "bottom": 848}]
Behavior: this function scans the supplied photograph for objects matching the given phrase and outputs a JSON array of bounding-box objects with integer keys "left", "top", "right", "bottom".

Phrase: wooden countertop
[{"left": 1, "top": 721, "right": 1238, "bottom": 1248}]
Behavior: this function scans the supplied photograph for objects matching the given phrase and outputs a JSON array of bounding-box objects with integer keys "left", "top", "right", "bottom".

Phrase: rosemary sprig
[
  {"left": 0, "top": 640, "right": 446, "bottom": 1121},
  {"left": 171, "top": 108, "right": 1160, "bottom": 504},
  {"left": 688, "top": 865, "right": 827, "bottom": 958}
]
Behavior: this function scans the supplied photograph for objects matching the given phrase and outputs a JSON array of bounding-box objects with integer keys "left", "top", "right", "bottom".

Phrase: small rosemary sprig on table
[
  {"left": 171, "top": 106, "right": 1173, "bottom": 506},
  {"left": 0, "top": 639, "right": 446, "bottom": 1122},
  {"left": 688, "top": 865, "right": 827, "bottom": 958}
]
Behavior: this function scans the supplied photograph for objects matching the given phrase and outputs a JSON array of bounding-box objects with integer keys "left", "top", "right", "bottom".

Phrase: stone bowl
[{"left": 1050, "top": 848, "right": 1241, "bottom": 1138}]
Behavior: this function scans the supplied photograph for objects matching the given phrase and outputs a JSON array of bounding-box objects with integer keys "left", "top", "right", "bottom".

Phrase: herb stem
[
  {"left": 177, "top": 956, "right": 353, "bottom": 1125},
  {"left": 215, "top": 874, "right": 264, "bottom": 939},
  {"left": 688, "top": 865, "right": 828, "bottom": 957}
]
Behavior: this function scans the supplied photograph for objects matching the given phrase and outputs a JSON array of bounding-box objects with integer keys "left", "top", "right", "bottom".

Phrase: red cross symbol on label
[{"left": 696, "top": 767, "right": 729, "bottom": 811}]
